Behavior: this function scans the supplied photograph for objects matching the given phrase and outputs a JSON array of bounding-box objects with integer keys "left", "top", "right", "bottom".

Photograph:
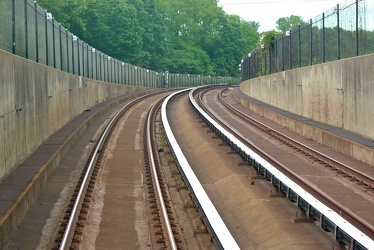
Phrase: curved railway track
[
  {"left": 143, "top": 97, "right": 185, "bottom": 249},
  {"left": 191, "top": 85, "right": 374, "bottom": 249},
  {"left": 7, "top": 85, "right": 373, "bottom": 249},
  {"left": 52, "top": 93, "right": 186, "bottom": 249},
  {"left": 213, "top": 88, "right": 374, "bottom": 242},
  {"left": 218, "top": 88, "right": 374, "bottom": 191},
  {"left": 51, "top": 89, "right": 238, "bottom": 250},
  {"left": 54, "top": 95, "right": 148, "bottom": 249},
  {"left": 215, "top": 88, "right": 374, "bottom": 239}
]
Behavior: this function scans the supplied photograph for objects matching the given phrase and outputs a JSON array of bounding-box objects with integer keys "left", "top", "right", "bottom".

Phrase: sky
[{"left": 218, "top": 0, "right": 340, "bottom": 32}]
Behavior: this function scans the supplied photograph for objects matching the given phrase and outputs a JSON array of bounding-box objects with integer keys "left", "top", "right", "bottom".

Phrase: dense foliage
[
  {"left": 39, "top": 0, "right": 260, "bottom": 76},
  {"left": 276, "top": 15, "right": 303, "bottom": 32}
]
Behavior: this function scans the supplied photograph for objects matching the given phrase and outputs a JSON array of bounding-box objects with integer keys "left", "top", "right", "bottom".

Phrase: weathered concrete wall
[
  {"left": 0, "top": 49, "right": 147, "bottom": 180},
  {"left": 240, "top": 54, "right": 374, "bottom": 141}
]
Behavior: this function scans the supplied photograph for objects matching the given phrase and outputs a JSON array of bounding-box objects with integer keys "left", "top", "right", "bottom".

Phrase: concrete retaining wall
[
  {"left": 233, "top": 92, "right": 374, "bottom": 167},
  {"left": 0, "top": 49, "right": 148, "bottom": 181},
  {"left": 240, "top": 54, "right": 374, "bottom": 141}
]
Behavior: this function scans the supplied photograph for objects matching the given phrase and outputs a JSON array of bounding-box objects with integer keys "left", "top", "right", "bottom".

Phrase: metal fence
[
  {"left": 0, "top": 0, "right": 239, "bottom": 87},
  {"left": 240, "top": 0, "right": 374, "bottom": 80}
]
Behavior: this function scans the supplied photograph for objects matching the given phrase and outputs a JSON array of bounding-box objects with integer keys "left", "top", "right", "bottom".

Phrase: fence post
[
  {"left": 81, "top": 40, "right": 86, "bottom": 77},
  {"left": 45, "top": 10, "right": 49, "bottom": 66},
  {"left": 86, "top": 43, "right": 89, "bottom": 78},
  {"left": 337, "top": 4, "right": 340, "bottom": 60},
  {"left": 322, "top": 12, "right": 325, "bottom": 63},
  {"left": 121, "top": 62, "right": 124, "bottom": 84},
  {"left": 12, "top": 0, "right": 16, "bottom": 54},
  {"left": 111, "top": 58, "right": 113, "bottom": 83},
  {"left": 108, "top": 56, "right": 110, "bottom": 82},
  {"left": 93, "top": 49, "right": 96, "bottom": 80},
  {"left": 274, "top": 40, "right": 278, "bottom": 72},
  {"left": 281, "top": 33, "right": 284, "bottom": 71},
  {"left": 35, "top": 1, "right": 39, "bottom": 62},
  {"left": 99, "top": 52, "right": 102, "bottom": 81},
  {"left": 289, "top": 30, "right": 292, "bottom": 69},
  {"left": 309, "top": 19, "right": 313, "bottom": 65},
  {"left": 269, "top": 45, "right": 272, "bottom": 74},
  {"left": 59, "top": 24, "right": 63, "bottom": 70},
  {"left": 107, "top": 55, "right": 109, "bottom": 82},
  {"left": 355, "top": 0, "right": 358, "bottom": 56},
  {"left": 77, "top": 38, "right": 81, "bottom": 76},
  {"left": 248, "top": 55, "right": 251, "bottom": 78},
  {"left": 91, "top": 48, "right": 94, "bottom": 79},
  {"left": 52, "top": 18, "right": 56, "bottom": 68},
  {"left": 110, "top": 57, "right": 113, "bottom": 83},
  {"left": 25, "top": 0, "right": 29, "bottom": 59},
  {"left": 106, "top": 56, "right": 109, "bottom": 82},
  {"left": 101, "top": 53, "right": 103, "bottom": 81},
  {"left": 66, "top": 29, "right": 69, "bottom": 72},
  {"left": 298, "top": 23, "right": 301, "bottom": 67},
  {"left": 113, "top": 59, "right": 116, "bottom": 83},
  {"left": 264, "top": 46, "right": 268, "bottom": 75},
  {"left": 72, "top": 35, "right": 75, "bottom": 74}
]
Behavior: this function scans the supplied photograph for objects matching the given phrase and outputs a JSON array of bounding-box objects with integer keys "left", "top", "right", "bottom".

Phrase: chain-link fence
[
  {"left": 241, "top": 0, "right": 374, "bottom": 80},
  {"left": 0, "top": 0, "right": 239, "bottom": 87}
]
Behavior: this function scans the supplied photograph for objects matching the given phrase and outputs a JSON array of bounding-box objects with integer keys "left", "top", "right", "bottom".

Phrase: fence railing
[
  {"left": 240, "top": 0, "right": 374, "bottom": 80},
  {"left": 0, "top": 0, "right": 239, "bottom": 87}
]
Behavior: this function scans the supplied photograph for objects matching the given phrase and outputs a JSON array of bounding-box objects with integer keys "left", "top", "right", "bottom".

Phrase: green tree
[
  {"left": 241, "top": 20, "right": 261, "bottom": 54},
  {"left": 39, "top": 0, "right": 262, "bottom": 76},
  {"left": 130, "top": 0, "right": 168, "bottom": 70},
  {"left": 261, "top": 30, "right": 281, "bottom": 46},
  {"left": 39, "top": 0, "right": 89, "bottom": 38},
  {"left": 210, "top": 15, "right": 250, "bottom": 76},
  {"left": 276, "top": 15, "right": 303, "bottom": 32}
]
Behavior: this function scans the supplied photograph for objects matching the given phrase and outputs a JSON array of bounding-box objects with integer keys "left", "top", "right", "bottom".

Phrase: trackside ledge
[{"left": 162, "top": 88, "right": 240, "bottom": 250}]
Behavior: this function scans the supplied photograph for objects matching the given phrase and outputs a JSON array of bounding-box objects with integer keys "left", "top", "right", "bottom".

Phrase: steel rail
[
  {"left": 191, "top": 86, "right": 374, "bottom": 249},
  {"left": 146, "top": 99, "right": 178, "bottom": 250},
  {"left": 218, "top": 88, "right": 374, "bottom": 189}
]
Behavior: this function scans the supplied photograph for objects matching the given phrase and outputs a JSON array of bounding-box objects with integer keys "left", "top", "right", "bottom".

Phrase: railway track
[
  {"left": 50, "top": 89, "right": 239, "bottom": 249},
  {"left": 143, "top": 97, "right": 186, "bottom": 249},
  {"left": 51, "top": 93, "right": 187, "bottom": 249},
  {"left": 191, "top": 85, "right": 374, "bottom": 249},
  {"left": 217, "top": 88, "right": 374, "bottom": 191},
  {"left": 8, "top": 85, "right": 372, "bottom": 249},
  {"left": 52, "top": 95, "right": 150, "bottom": 249},
  {"left": 215, "top": 88, "right": 374, "bottom": 241}
]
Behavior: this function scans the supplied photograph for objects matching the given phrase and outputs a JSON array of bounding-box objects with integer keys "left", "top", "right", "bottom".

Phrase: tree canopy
[
  {"left": 259, "top": 15, "right": 303, "bottom": 46},
  {"left": 276, "top": 15, "right": 304, "bottom": 32},
  {"left": 39, "top": 0, "right": 261, "bottom": 77}
]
